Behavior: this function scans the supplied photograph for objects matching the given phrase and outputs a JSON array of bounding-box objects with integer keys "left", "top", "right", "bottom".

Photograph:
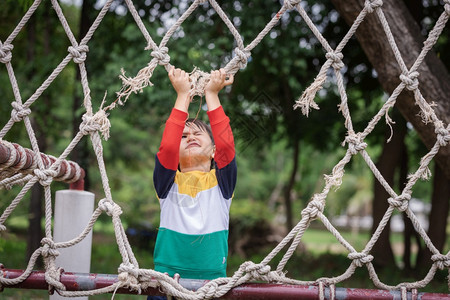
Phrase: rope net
[{"left": 1, "top": 0, "right": 449, "bottom": 298}]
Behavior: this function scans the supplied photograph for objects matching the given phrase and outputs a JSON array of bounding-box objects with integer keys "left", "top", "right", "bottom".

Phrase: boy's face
[{"left": 179, "top": 123, "right": 215, "bottom": 171}]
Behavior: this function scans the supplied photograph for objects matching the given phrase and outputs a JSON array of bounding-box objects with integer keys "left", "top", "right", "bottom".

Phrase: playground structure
[
  {"left": 0, "top": 141, "right": 85, "bottom": 191},
  {"left": 3, "top": 268, "right": 450, "bottom": 299},
  {"left": 1, "top": 0, "right": 450, "bottom": 299}
]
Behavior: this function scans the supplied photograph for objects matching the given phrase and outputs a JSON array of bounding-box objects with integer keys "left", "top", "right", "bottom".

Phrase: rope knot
[
  {"left": 325, "top": 51, "right": 344, "bottom": 70},
  {"left": 11, "top": 101, "right": 31, "bottom": 122},
  {"left": 243, "top": 262, "right": 271, "bottom": 279},
  {"left": 399, "top": 71, "right": 419, "bottom": 91},
  {"left": 301, "top": 200, "right": 324, "bottom": 220},
  {"left": 34, "top": 168, "right": 57, "bottom": 186},
  {"left": 200, "top": 281, "right": 220, "bottom": 299},
  {"left": 0, "top": 42, "right": 13, "bottom": 64},
  {"left": 431, "top": 254, "right": 450, "bottom": 270},
  {"left": 285, "top": 0, "right": 301, "bottom": 10},
  {"left": 435, "top": 124, "right": 450, "bottom": 147},
  {"left": 188, "top": 68, "right": 210, "bottom": 97},
  {"left": 68, "top": 45, "right": 89, "bottom": 64},
  {"left": 234, "top": 47, "right": 251, "bottom": 69},
  {"left": 387, "top": 193, "right": 411, "bottom": 211},
  {"left": 118, "top": 263, "right": 142, "bottom": 293},
  {"left": 45, "top": 266, "right": 66, "bottom": 292},
  {"left": 118, "top": 263, "right": 140, "bottom": 278},
  {"left": 98, "top": 198, "right": 122, "bottom": 217},
  {"left": 348, "top": 252, "right": 374, "bottom": 267},
  {"left": 41, "top": 237, "right": 59, "bottom": 258},
  {"left": 79, "top": 110, "right": 111, "bottom": 139},
  {"left": 80, "top": 114, "right": 99, "bottom": 136},
  {"left": 343, "top": 133, "right": 367, "bottom": 155},
  {"left": 365, "top": 0, "right": 383, "bottom": 13},
  {"left": 151, "top": 46, "right": 170, "bottom": 66}
]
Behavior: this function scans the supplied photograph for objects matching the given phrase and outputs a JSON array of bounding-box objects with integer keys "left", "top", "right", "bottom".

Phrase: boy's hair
[
  {"left": 184, "top": 118, "right": 215, "bottom": 169},
  {"left": 185, "top": 118, "right": 214, "bottom": 145}
]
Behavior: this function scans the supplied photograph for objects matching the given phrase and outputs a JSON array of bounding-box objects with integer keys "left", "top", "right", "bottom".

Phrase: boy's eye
[{"left": 181, "top": 135, "right": 187, "bottom": 139}]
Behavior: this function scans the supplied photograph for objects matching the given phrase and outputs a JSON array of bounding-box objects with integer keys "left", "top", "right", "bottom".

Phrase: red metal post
[
  {"left": 1, "top": 268, "right": 449, "bottom": 299},
  {"left": 69, "top": 168, "right": 85, "bottom": 191}
]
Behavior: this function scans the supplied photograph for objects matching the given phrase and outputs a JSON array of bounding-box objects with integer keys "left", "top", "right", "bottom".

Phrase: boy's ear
[{"left": 211, "top": 145, "right": 216, "bottom": 159}]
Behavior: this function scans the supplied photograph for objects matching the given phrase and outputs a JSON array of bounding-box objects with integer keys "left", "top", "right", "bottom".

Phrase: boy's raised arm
[
  {"left": 204, "top": 69, "right": 234, "bottom": 112},
  {"left": 205, "top": 69, "right": 236, "bottom": 198},
  {"left": 155, "top": 67, "right": 190, "bottom": 171},
  {"left": 205, "top": 69, "right": 236, "bottom": 168},
  {"left": 154, "top": 67, "right": 191, "bottom": 198},
  {"left": 169, "top": 66, "right": 191, "bottom": 113}
]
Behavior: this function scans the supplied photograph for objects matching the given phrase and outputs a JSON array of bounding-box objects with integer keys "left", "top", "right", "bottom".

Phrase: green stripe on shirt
[{"left": 154, "top": 228, "right": 228, "bottom": 280}]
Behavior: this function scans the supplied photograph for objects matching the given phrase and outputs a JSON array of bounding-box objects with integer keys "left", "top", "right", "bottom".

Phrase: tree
[
  {"left": 331, "top": 0, "right": 450, "bottom": 268},
  {"left": 370, "top": 109, "right": 407, "bottom": 267},
  {"left": 331, "top": 0, "right": 450, "bottom": 178}
]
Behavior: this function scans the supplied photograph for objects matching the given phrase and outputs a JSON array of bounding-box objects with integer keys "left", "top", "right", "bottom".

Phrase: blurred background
[{"left": 0, "top": 0, "right": 449, "bottom": 298}]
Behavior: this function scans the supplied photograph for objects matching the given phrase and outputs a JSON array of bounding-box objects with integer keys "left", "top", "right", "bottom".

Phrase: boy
[{"left": 152, "top": 67, "right": 236, "bottom": 284}]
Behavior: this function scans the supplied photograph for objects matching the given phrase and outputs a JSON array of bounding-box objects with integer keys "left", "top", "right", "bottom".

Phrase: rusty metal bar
[
  {"left": 0, "top": 141, "right": 85, "bottom": 190},
  {"left": 69, "top": 177, "right": 85, "bottom": 191},
  {"left": 1, "top": 268, "right": 449, "bottom": 299}
]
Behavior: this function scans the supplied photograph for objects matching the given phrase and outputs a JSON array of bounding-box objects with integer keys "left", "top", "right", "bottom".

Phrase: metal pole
[
  {"left": 49, "top": 189, "right": 95, "bottom": 300},
  {"left": 1, "top": 268, "right": 449, "bottom": 299}
]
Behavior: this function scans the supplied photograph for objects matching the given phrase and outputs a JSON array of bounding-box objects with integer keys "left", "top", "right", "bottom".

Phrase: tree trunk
[
  {"left": 284, "top": 140, "right": 299, "bottom": 231},
  {"left": 27, "top": 185, "right": 43, "bottom": 266},
  {"left": 371, "top": 111, "right": 406, "bottom": 267},
  {"left": 26, "top": 1, "right": 53, "bottom": 265},
  {"left": 399, "top": 118, "right": 411, "bottom": 270},
  {"left": 399, "top": 118, "right": 423, "bottom": 271},
  {"left": 331, "top": 0, "right": 450, "bottom": 180},
  {"left": 70, "top": 0, "right": 94, "bottom": 190},
  {"left": 403, "top": 0, "right": 424, "bottom": 26},
  {"left": 417, "top": 164, "right": 450, "bottom": 270},
  {"left": 25, "top": 8, "right": 42, "bottom": 266},
  {"left": 26, "top": 127, "right": 46, "bottom": 266},
  {"left": 268, "top": 165, "right": 285, "bottom": 212}
]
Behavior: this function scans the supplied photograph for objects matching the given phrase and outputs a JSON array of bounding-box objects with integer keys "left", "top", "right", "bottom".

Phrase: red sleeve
[
  {"left": 207, "top": 106, "right": 235, "bottom": 169},
  {"left": 156, "top": 108, "right": 188, "bottom": 170}
]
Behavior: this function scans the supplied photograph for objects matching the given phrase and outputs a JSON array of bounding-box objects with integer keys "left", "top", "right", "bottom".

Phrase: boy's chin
[
  {"left": 180, "top": 154, "right": 211, "bottom": 165},
  {"left": 182, "top": 148, "right": 210, "bottom": 157}
]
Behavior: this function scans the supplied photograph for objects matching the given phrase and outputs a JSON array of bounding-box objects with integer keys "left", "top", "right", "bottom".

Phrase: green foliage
[
  {"left": 0, "top": 234, "right": 26, "bottom": 267},
  {"left": 325, "top": 155, "right": 374, "bottom": 216},
  {"left": 3, "top": 0, "right": 33, "bottom": 13},
  {"left": 231, "top": 198, "right": 272, "bottom": 227}
]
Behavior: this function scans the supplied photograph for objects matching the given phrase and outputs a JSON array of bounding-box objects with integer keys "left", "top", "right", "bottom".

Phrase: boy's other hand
[
  {"left": 169, "top": 66, "right": 191, "bottom": 97},
  {"left": 205, "top": 69, "right": 234, "bottom": 95}
]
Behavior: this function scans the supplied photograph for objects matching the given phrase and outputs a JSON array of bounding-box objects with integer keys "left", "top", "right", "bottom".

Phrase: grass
[
  {"left": 1, "top": 226, "right": 449, "bottom": 299},
  {"left": 301, "top": 227, "right": 372, "bottom": 253}
]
